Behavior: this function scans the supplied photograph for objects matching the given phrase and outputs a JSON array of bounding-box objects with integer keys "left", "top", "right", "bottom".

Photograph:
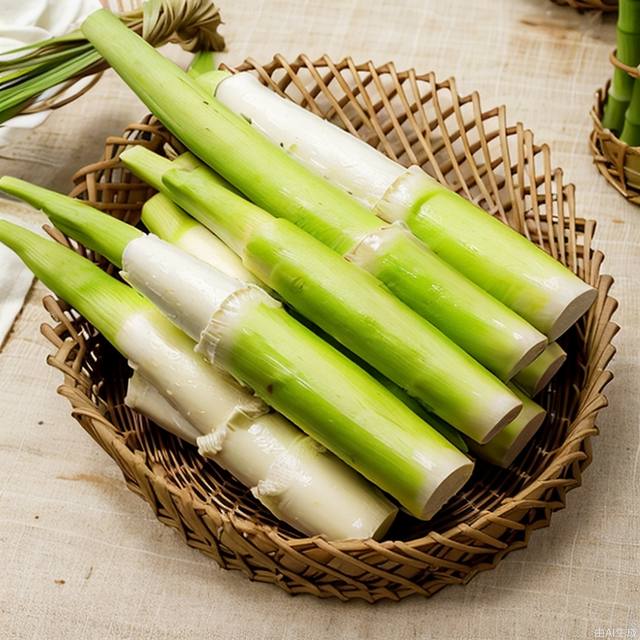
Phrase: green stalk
[
  {"left": 603, "top": 0, "right": 640, "bottom": 134},
  {"left": 351, "top": 226, "right": 546, "bottom": 379},
  {"left": 621, "top": 79, "right": 640, "bottom": 145},
  {"left": 377, "top": 169, "right": 596, "bottom": 341},
  {"left": 0, "top": 176, "right": 141, "bottom": 268},
  {"left": 121, "top": 147, "right": 524, "bottom": 443},
  {"left": 216, "top": 298, "right": 472, "bottom": 518},
  {"left": 187, "top": 50, "right": 217, "bottom": 79},
  {"left": 0, "top": 219, "right": 147, "bottom": 347}
]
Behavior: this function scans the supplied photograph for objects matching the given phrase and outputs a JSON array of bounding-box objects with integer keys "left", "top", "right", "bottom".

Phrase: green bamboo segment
[
  {"left": 619, "top": 0, "right": 640, "bottom": 145},
  {"left": 0, "top": 219, "right": 146, "bottom": 347},
  {"left": 376, "top": 168, "right": 597, "bottom": 341},
  {"left": 621, "top": 79, "right": 640, "bottom": 146},
  {"left": 603, "top": 0, "right": 640, "bottom": 135},
  {"left": 513, "top": 342, "right": 567, "bottom": 397},
  {"left": 467, "top": 385, "right": 547, "bottom": 468},
  {"left": 120, "top": 148, "right": 523, "bottom": 442}
]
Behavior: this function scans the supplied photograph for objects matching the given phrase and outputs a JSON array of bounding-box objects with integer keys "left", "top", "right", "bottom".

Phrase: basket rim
[
  {"left": 590, "top": 80, "right": 640, "bottom": 202},
  {"left": 39, "top": 53, "right": 619, "bottom": 599}
]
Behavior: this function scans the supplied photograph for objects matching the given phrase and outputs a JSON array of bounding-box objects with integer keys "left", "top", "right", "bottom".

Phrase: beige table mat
[{"left": 0, "top": 1, "right": 638, "bottom": 638}]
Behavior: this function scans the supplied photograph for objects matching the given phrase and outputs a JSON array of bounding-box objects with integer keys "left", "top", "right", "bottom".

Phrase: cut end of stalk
[
  {"left": 499, "top": 410, "right": 546, "bottom": 468},
  {"left": 370, "top": 506, "right": 400, "bottom": 540},
  {"left": 514, "top": 342, "right": 567, "bottom": 397},
  {"left": 547, "top": 285, "right": 598, "bottom": 342},
  {"left": 470, "top": 384, "right": 547, "bottom": 468},
  {"left": 419, "top": 458, "right": 474, "bottom": 520},
  {"left": 478, "top": 395, "right": 523, "bottom": 445},
  {"left": 532, "top": 354, "right": 566, "bottom": 395},
  {"left": 506, "top": 336, "right": 548, "bottom": 380},
  {"left": 471, "top": 408, "right": 546, "bottom": 469}
]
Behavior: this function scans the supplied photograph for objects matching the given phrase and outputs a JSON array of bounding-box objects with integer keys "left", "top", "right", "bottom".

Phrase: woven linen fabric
[{"left": 0, "top": 1, "right": 637, "bottom": 639}]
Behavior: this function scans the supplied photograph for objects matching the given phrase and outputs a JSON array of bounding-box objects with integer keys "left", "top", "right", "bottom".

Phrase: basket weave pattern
[{"left": 40, "top": 55, "right": 617, "bottom": 602}]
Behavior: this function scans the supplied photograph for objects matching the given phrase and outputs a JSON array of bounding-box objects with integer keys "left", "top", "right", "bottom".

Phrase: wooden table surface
[{"left": 0, "top": 1, "right": 638, "bottom": 638}]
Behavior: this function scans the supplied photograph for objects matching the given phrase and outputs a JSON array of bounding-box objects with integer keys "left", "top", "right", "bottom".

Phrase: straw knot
[{"left": 129, "top": 0, "right": 226, "bottom": 52}]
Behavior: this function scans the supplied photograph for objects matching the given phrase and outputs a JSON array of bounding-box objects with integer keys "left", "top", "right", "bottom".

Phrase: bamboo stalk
[{"left": 603, "top": 0, "right": 640, "bottom": 135}]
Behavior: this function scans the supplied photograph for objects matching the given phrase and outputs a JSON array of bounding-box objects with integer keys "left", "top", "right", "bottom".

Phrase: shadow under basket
[
  {"left": 591, "top": 81, "right": 640, "bottom": 205},
  {"left": 42, "top": 54, "right": 618, "bottom": 602},
  {"left": 551, "top": 0, "right": 617, "bottom": 11}
]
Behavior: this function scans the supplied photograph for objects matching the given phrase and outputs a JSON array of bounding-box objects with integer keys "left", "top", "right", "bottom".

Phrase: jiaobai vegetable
[
  {"left": 0, "top": 218, "right": 397, "bottom": 539},
  {"left": 513, "top": 342, "right": 567, "bottom": 397},
  {"left": 118, "top": 150, "right": 524, "bottom": 443},
  {"left": 202, "top": 69, "right": 596, "bottom": 340},
  {"left": 0, "top": 179, "right": 476, "bottom": 520},
  {"left": 80, "top": 10, "right": 549, "bottom": 381}
]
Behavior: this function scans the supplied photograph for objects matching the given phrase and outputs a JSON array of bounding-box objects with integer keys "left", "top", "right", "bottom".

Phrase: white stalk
[
  {"left": 118, "top": 312, "right": 267, "bottom": 439},
  {"left": 125, "top": 371, "right": 201, "bottom": 444},
  {"left": 213, "top": 72, "right": 404, "bottom": 208},
  {"left": 141, "top": 193, "right": 259, "bottom": 285},
  {"left": 121, "top": 234, "right": 247, "bottom": 344}
]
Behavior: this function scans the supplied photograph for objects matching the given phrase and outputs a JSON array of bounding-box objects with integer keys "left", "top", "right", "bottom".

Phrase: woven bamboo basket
[
  {"left": 551, "top": 0, "right": 617, "bottom": 11},
  {"left": 591, "top": 54, "right": 640, "bottom": 204},
  {"left": 40, "top": 54, "right": 618, "bottom": 602}
]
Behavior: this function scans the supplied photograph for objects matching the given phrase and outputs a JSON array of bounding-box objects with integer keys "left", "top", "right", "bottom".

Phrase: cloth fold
[{"left": 0, "top": 211, "right": 46, "bottom": 348}]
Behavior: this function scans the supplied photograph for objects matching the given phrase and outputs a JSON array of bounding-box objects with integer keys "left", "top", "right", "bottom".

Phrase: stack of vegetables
[{"left": 0, "top": 9, "right": 597, "bottom": 540}]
